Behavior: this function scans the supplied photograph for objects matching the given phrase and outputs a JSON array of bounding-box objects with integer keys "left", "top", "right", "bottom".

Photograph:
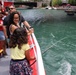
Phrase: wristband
[{"left": 28, "top": 26, "right": 33, "bottom": 29}]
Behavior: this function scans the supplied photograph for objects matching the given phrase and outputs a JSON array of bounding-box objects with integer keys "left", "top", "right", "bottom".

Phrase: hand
[
  {"left": 0, "top": 24, "right": 3, "bottom": 26},
  {"left": 31, "top": 56, "right": 36, "bottom": 60},
  {"left": 29, "top": 27, "right": 34, "bottom": 34},
  {"left": 5, "top": 35, "right": 8, "bottom": 39},
  {"left": 4, "top": 34, "right": 8, "bottom": 39}
]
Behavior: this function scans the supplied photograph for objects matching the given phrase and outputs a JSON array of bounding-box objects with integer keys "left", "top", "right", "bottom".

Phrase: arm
[
  {"left": 3, "top": 26, "right": 8, "bottom": 38},
  {"left": 0, "top": 24, "right": 3, "bottom": 26},
  {"left": 20, "top": 15, "right": 34, "bottom": 34},
  {"left": 23, "top": 21, "right": 31, "bottom": 28},
  {"left": 25, "top": 49, "right": 35, "bottom": 61},
  {"left": 10, "top": 24, "right": 18, "bottom": 33},
  {"left": 23, "top": 21, "right": 34, "bottom": 34}
]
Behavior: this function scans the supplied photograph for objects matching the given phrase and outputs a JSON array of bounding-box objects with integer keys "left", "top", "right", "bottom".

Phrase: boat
[
  {"left": 28, "top": 33, "right": 46, "bottom": 75},
  {"left": 52, "top": 7, "right": 57, "bottom": 10},
  {"left": 0, "top": 33, "right": 46, "bottom": 75},
  {"left": 65, "top": 9, "right": 75, "bottom": 15},
  {"left": 0, "top": 1, "right": 46, "bottom": 74},
  {"left": 45, "top": 6, "right": 52, "bottom": 9}
]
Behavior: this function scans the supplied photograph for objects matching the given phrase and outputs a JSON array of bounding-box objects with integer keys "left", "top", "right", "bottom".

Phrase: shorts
[{"left": 0, "top": 31, "right": 5, "bottom": 40}]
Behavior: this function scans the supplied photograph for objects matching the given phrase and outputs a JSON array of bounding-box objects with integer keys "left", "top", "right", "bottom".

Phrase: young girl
[{"left": 9, "top": 28, "right": 35, "bottom": 75}]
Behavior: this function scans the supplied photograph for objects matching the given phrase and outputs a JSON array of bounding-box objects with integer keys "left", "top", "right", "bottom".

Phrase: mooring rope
[{"left": 42, "top": 37, "right": 68, "bottom": 54}]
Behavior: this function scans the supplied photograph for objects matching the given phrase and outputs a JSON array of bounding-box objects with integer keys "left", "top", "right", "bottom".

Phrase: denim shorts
[{"left": 0, "top": 31, "right": 5, "bottom": 40}]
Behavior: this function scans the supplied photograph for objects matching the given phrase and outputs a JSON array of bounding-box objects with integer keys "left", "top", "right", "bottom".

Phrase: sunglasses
[{"left": 9, "top": 8, "right": 15, "bottom": 10}]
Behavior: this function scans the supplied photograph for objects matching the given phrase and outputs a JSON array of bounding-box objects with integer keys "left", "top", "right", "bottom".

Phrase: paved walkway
[
  {"left": 57, "top": 6, "right": 76, "bottom": 10},
  {"left": 0, "top": 49, "right": 10, "bottom": 75}
]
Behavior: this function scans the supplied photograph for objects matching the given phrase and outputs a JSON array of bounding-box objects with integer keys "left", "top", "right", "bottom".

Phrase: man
[{"left": 3, "top": 5, "right": 33, "bottom": 38}]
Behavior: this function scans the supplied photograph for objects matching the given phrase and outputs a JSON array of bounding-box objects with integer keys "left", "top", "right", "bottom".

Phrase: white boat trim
[{"left": 32, "top": 33, "right": 45, "bottom": 75}]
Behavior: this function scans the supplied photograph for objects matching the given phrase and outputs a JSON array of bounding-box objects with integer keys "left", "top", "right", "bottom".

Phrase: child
[{"left": 9, "top": 28, "right": 35, "bottom": 75}]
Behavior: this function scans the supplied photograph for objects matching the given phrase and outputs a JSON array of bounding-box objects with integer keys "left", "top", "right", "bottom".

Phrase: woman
[
  {"left": 9, "top": 11, "right": 31, "bottom": 35},
  {"left": 4, "top": 5, "right": 33, "bottom": 38},
  {"left": 9, "top": 11, "right": 20, "bottom": 34},
  {"left": 9, "top": 28, "right": 35, "bottom": 75}
]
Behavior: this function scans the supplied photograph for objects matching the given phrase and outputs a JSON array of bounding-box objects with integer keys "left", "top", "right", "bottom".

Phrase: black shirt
[{"left": 3, "top": 14, "right": 25, "bottom": 38}]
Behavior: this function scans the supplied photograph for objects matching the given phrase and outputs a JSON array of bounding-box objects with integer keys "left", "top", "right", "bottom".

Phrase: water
[{"left": 18, "top": 9, "right": 76, "bottom": 75}]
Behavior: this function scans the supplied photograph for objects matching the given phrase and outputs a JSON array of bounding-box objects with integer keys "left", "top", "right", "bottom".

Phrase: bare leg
[{"left": 0, "top": 40, "right": 7, "bottom": 56}]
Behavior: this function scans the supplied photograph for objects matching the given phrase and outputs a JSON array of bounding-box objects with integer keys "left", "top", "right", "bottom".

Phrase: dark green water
[{"left": 18, "top": 9, "right": 76, "bottom": 75}]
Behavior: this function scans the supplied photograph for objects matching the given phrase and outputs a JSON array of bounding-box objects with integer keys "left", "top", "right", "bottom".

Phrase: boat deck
[
  {"left": 0, "top": 34, "right": 45, "bottom": 75},
  {"left": 0, "top": 48, "right": 10, "bottom": 75},
  {"left": 0, "top": 48, "right": 37, "bottom": 75}
]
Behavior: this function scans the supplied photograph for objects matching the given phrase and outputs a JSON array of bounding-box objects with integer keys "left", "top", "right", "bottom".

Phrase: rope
[
  {"left": 30, "top": 60, "right": 36, "bottom": 67},
  {"left": 42, "top": 37, "right": 68, "bottom": 54}
]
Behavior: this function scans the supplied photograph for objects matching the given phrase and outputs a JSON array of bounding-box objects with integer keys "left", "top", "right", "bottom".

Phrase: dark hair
[
  {"left": 9, "top": 11, "right": 20, "bottom": 25},
  {"left": 9, "top": 28, "right": 28, "bottom": 49}
]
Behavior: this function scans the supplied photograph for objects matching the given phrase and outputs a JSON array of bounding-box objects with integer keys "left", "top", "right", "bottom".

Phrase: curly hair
[
  {"left": 9, "top": 11, "right": 20, "bottom": 25},
  {"left": 9, "top": 28, "right": 28, "bottom": 49}
]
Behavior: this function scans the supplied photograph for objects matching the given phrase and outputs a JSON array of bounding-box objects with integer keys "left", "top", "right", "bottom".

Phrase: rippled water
[{"left": 18, "top": 9, "right": 76, "bottom": 75}]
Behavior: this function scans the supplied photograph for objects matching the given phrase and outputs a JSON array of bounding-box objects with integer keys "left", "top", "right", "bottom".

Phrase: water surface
[{"left": 19, "top": 9, "right": 76, "bottom": 75}]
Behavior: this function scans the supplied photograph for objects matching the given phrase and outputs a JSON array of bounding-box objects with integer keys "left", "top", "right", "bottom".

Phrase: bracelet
[{"left": 28, "top": 26, "right": 33, "bottom": 29}]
